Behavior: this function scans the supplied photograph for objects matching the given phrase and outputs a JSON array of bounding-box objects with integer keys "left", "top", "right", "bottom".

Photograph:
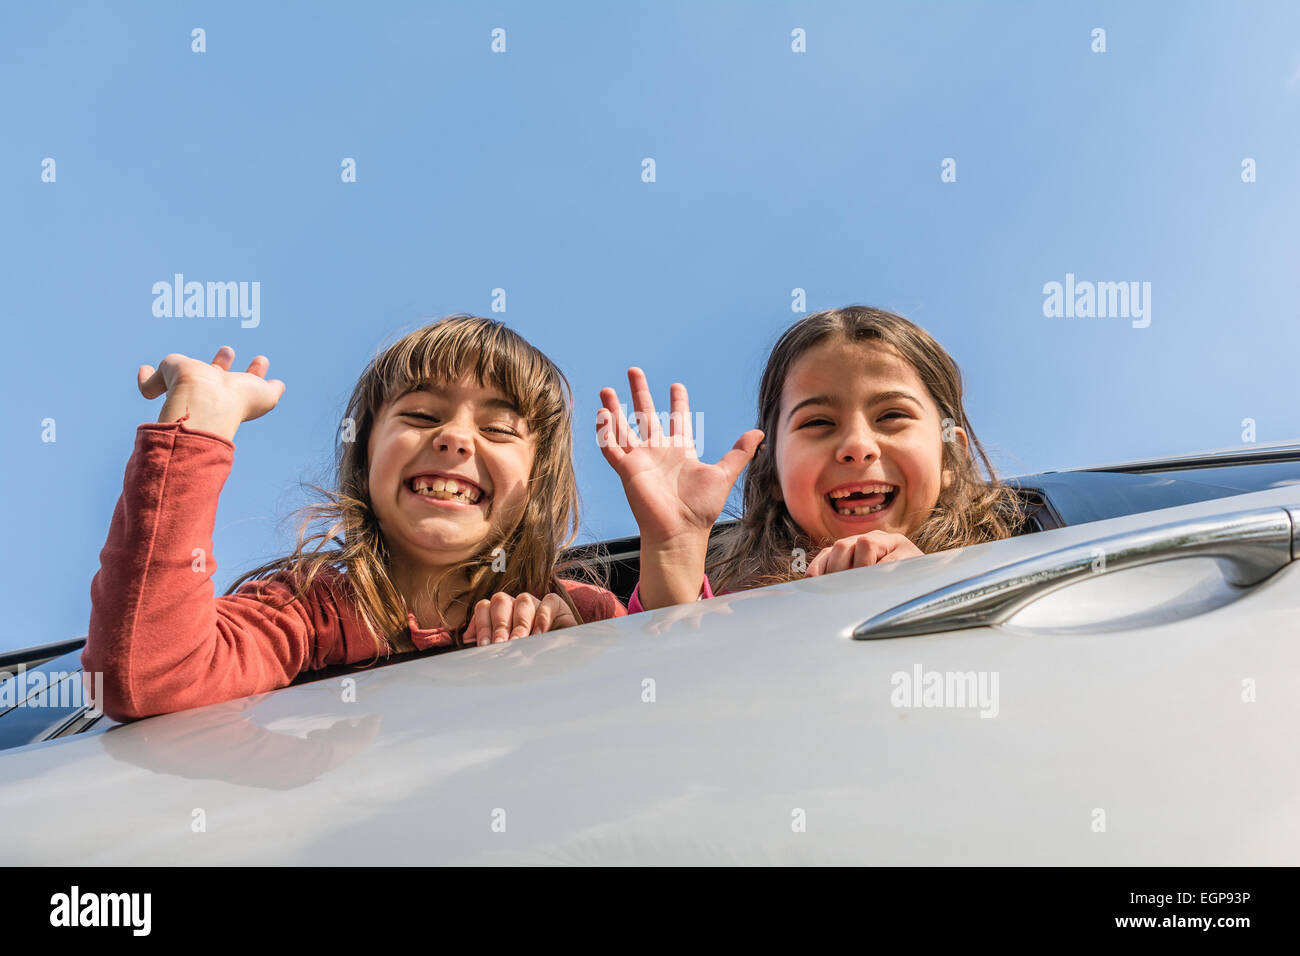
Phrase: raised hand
[
  {"left": 596, "top": 367, "right": 763, "bottom": 546},
  {"left": 597, "top": 367, "right": 763, "bottom": 610},
  {"left": 138, "top": 345, "right": 286, "bottom": 441}
]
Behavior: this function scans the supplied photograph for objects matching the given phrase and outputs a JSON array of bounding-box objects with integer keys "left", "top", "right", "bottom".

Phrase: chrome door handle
[{"left": 852, "top": 505, "right": 1299, "bottom": 640}]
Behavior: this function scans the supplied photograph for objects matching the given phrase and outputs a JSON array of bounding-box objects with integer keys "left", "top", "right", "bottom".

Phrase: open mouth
[
  {"left": 407, "top": 475, "right": 488, "bottom": 506},
  {"left": 826, "top": 483, "right": 897, "bottom": 517}
]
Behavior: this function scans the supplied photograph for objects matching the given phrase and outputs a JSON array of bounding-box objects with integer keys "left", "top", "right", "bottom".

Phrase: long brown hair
[
  {"left": 707, "top": 306, "right": 1024, "bottom": 594},
  {"left": 225, "top": 315, "right": 594, "bottom": 658}
]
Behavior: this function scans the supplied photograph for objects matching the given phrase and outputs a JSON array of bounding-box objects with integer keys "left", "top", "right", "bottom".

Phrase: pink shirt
[
  {"left": 626, "top": 576, "right": 716, "bottom": 614},
  {"left": 83, "top": 419, "right": 627, "bottom": 722}
]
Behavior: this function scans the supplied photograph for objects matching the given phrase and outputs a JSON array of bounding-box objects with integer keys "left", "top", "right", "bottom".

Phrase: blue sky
[{"left": 2, "top": 1, "right": 1298, "bottom": 651}]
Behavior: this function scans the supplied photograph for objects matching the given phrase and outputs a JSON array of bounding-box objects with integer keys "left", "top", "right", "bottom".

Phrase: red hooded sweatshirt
[{"left": 83, "top": 419, "right": 626, "bottom": 721}]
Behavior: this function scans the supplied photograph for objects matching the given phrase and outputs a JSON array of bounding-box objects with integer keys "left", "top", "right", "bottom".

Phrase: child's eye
[
  {"left": 799, "top": 418, "right": 833, "bottom": 429},
  {"left": 404, "top": 413, "right": 518, "bottom": 437}
]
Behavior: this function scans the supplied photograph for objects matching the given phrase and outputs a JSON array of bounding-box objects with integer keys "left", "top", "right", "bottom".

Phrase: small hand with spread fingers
[
  {"left": 596, "top": 367, "right": 763, "bottom": 545},
  {"left": 597, "top": 367, "right": 764, "bottom": 610},
  {"left": 138, "top": 345, "right": 286, "bottom": 442}
]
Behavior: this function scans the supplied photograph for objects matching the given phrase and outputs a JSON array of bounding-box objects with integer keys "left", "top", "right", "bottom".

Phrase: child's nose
[
  {"left": 836, "top": 426, "right": 880, "bottom": 463},
  {"left": 434, "top": 422, "right": 474, "bottom": 455}
]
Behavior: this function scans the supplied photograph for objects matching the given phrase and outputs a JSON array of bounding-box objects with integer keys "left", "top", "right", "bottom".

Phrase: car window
[
  {"left": 0, "top": 648, "right": 94, "bottom": 752},
  {"left": 1141, "top": 461, "right": 1300, "bottom": 495},
  {"left": 1015, "top": 458, "right": 1300, "bottom": 528}
]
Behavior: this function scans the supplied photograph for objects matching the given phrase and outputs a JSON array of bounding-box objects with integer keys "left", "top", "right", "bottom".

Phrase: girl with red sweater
[{"left": 85, "top": 316, "right": 625, "bottom": 721}]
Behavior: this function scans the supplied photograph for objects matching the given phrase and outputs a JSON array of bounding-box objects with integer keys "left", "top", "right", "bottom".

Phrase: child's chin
[
  {"left": 411, "top": 517, "right": 489, "bottom": 543},
  {"left": 416, "top": 534, "right": 490, "bottom": 559}
]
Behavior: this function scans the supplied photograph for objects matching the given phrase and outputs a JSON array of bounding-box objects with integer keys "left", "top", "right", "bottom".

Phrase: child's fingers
[
  {"left": 137, "top": 364, "right": 166, "bottom": 399},
  {"left": 822, "top": 539, "right": 856, "bottom": 575},
  {"left": 533, "top": 595, "right": 579, "bottom": 632},
  {"left": 853, "top": 535, "right": 884, "bottom": 569},
  {"left": 669, "top": 382, "right": 693, "bottom": 451},
  {"left": 595, "top": 400, "right": 626, "bottom": 463},
  {"left": 714, "top": 429, "right": 766, "bottom": 485},
  {"left": 467, "top": 598, "right": 491, "bottom": 647},
  {"left": 596, "top": 387, "right": 637, "bottom": 462},
  {"left": 462, "top": 599, "right": 483, "bottom": 646},
  {"left": 489, "top": 592, "right": 514, "bottom": 644},
  {"left": 210, "top": 346, "right": 234, "bottom": 371},
  {"left": 824, "top": 545, "right": 848, "bottom": 575},
  {"left": 547, "top": 597, "right": 578, "bottom": 631},
  {"left": 534, "top": 593, "right": 578, "bottom": 634},
  {"left": 242, "top": 377, "right": 288, "bottom": 422},
  {"left": 531, "top": 598, "right": 554, "bottom": 635},
  {"left": 626, "top": 367, "right": 663, "bottom": 444},
  {"left": 245, "top": 354, "right": 270, "bottom": 378},
  {"left": 508, "top": 594, "right": 539, "bottom": 640},
  {"left": 875, "top": 533, "right": 923, "bottom": 564}
]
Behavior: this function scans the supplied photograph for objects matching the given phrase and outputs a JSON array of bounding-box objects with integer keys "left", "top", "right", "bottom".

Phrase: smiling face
[
  {"left": 773, "top": 337, "right": 968, "bottom": 548},
  {"left": 366, "top": 371, "right": 535, "bottom": 581}
]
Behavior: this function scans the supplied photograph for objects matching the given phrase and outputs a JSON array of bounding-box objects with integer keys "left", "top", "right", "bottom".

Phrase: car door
[{"left": 1, "top": 477, "right": 1296, "bottom": 864}]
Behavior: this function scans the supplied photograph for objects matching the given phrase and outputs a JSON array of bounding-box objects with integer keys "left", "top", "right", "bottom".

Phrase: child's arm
[
  {"left": 82, "top": 347, "right": 310, "bottom": 721},
  {"left": 596, "top": 368, "right": 763, "bottom": 611}
]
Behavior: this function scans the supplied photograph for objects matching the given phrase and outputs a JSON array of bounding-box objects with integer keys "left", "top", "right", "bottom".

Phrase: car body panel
[{"left": 2, "top": 485, "right": 1297, "bottom": 865}]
